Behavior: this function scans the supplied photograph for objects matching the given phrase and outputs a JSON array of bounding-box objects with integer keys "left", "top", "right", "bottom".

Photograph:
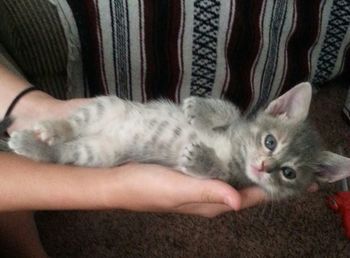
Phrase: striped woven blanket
[
  {"left": 67, "top": 0, "right": 350, "bottom": 115},
  {"left": 1, "top": 0, "right": 350, "bottom": 116}
]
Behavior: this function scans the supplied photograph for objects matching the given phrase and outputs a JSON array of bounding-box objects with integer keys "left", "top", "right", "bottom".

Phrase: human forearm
[
  {"left": 0, "top": 64, "right": 48, "bottom": 118},
  {"left": 0, "top": 152, "right": 242, "bottom": 216},
  {"left": 0, "top": 152, "right": 113, "bottom": 211}
]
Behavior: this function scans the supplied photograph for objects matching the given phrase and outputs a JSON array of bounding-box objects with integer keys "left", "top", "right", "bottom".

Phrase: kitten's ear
[
  {"left": 315, "top": 151, "right": 350, "bottom": 183},
  {"left": 265, "top": 82, "right": 312, "bottom": 122}
]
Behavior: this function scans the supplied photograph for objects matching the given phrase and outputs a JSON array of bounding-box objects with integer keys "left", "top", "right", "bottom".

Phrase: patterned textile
[
  {"left": 66, "top": 0, "right": 350, "bottom": 115},
  {"left": 312, "top": 0, "right": 350, "bottom": 85},
  {"left": 191, "top": 0, "right": 221, "bottom": 97},
  {"left": 1, "top": 0, "right": 350, "bottom": 115}
]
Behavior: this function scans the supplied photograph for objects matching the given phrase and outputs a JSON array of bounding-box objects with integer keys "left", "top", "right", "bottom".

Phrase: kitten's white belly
[
  {"left": 85, "top": 104, "right": 195, "bottom": 165},
  {"left": 76, "top": 99, "right": 230, "bottom": 169}
]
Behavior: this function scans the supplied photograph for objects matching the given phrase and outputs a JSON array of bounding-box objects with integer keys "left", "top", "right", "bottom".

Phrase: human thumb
[{"left": 197, "top": 180, "right": 241, "bottom": 210}]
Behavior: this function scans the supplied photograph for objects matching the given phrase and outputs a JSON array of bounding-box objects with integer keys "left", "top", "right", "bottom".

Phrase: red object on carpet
[{"left": 327, "top": 192, "right": 350, "bottom": 239}]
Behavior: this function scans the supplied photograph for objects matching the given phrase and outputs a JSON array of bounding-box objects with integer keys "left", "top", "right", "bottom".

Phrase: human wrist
[
  {"left": 95, "top": 164, "right": 157, "bottom": 211},
  {"left": 42, "top": 164, "right": 125, "bottom": 211},
  {"left": 95, "top": 166, "right": 128, "bottom": 210},
  {"left": 24, "top": 161, "right": 118, "bottom": 211},
  {"left": 56, "top": 166, "right": 116, "bottom": 210}
]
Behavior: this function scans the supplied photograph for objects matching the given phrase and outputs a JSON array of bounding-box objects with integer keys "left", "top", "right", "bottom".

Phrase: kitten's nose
[
  {"left": 253, "top": 161, "right": 265, "bottom": 172},
  {"left": 261, "top": 161, "right": 265, "bottom": 171},
  {"left": 252, "top": 160, "right": 272, "bottom": 173},
  {"left": 260, "top": 160, "right": 272, "bottom": 173}
]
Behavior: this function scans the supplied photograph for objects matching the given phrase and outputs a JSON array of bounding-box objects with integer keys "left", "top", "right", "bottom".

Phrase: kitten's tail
[{"left": 0, "top": 117, "right": 12, "bottom": 152}]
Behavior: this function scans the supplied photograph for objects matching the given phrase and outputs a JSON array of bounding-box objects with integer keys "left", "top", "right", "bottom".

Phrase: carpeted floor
[{"left": 36, "top": 83, "right": 350, "bottom": 258}]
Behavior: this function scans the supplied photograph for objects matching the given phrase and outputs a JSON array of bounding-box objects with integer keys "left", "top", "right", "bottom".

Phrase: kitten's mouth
[
  {"left": 251, "top": 165, "right": 262, "bottom": 173},
  {"left": 248, "top": 165, "right": 268, "bottom": 183},
  {"left": 250, "top": 165, "right": 265, "bottom": 177}
]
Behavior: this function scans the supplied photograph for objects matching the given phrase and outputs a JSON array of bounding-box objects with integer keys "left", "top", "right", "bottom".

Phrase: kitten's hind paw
[
  {"left": 8, "top": 130, "right": 54, "bottom": 161},
  {"left": 179, "top": 142, "right": 225, "bottom": 179},
  {"left": 34, "top": 120, "right": 73, "bottom": 145}
]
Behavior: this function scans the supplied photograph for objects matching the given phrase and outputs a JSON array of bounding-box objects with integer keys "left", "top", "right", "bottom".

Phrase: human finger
[
  {"left": 174, "top": 202, "right": 234, "bottom": 218},
  {"left": 185, "top": 180, "right": 241, "bottom": 211},
  {"left": 238, "top": 186, "right": 268, "bottom": 210}
]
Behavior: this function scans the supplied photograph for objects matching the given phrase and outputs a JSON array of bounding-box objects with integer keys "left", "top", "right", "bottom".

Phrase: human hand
[{"left": 101, "top": 163, "right": 268, "bottom": 217}]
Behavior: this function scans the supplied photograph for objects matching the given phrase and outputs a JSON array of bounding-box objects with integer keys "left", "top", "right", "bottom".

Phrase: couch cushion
[
  {"left": 0, "top": 43, "right": 24, "bottom": 78},
  {"left": 0, "top": 0, "right": 81, "bottom": 99}
]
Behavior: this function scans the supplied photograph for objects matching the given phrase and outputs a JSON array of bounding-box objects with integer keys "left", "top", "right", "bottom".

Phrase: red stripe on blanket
[
  {"left": 95, "top": 0, "right": 109, "bottom": 94},
  {"left": 143, "top": 0, "right": 155, "bottom": 101},
  {"left": 166, "top": 0, "right": 182, "bottom": 102},
  {"left": 142, "top": 0, "right": 182, "bottom": 102},
  {"left": 282, "top": 0, "right": 322, "bottom": 93},
  {"left": 225, "top": 0, "right": 264, "bottom": 111},
  {"left": 84, "top": 0, "right": 108, "bottom": 95}
]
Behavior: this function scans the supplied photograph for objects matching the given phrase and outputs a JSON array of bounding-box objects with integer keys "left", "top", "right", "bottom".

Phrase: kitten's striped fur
[{"left": 6, "top": 82, "right": 350, "bottom": 200}]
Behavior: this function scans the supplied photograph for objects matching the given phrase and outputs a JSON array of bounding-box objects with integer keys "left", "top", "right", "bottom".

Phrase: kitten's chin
[
  {"left": 246, "top": 169, "right": 279, "bottom": 196},
  {"left": 245, "top": 165, "right": 271, "bottom": 186},
  {"left": 245, "top": 167, "right": 299, "bottom": 199}
]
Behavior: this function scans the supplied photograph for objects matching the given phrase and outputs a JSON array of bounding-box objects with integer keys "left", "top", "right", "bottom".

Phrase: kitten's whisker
[
  {"left": 260, "top": 198, "right": 269, "bottom": 218},
  {"left": 260, "top": 191, "right": 275, "bottom": 222},
  {"left": 268, "top": 196, "right": 275, "bottom": 222}
]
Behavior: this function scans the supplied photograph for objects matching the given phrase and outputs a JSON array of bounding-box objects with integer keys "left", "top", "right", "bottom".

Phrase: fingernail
[{"left": 224, "top": 196, "right": 240, "bottom": 210}]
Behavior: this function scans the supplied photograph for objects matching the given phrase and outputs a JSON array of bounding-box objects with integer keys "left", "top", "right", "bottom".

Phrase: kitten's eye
[
  {"left": 281, "top": 167, "right": 296, "bottom": 180},
  {"left": 264, "top": 134, "right": 277, "bottom": 151}
]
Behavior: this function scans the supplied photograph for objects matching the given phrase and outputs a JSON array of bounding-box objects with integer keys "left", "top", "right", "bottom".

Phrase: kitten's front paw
[
  {"left": 182, "top": 97, "right": 198, "bottom": 125},
  {"left": 180, "top": 142, "right": 202, "bottom": 167},
  {"left": 179, "top": 142, "right": 225, "bottom": 179}
]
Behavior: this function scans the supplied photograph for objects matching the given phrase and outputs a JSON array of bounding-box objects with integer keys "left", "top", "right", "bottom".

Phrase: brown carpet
[{"left": 36, "top": 83, "right": 350, "bottom": 258}]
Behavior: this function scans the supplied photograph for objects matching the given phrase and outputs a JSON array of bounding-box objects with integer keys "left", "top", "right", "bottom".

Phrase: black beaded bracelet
[
  {"left": 1, "top": 86, "right": 38, "bottom": 137},
  {"left": 4, "top": 86, "right": 38, "bottom": 118}
]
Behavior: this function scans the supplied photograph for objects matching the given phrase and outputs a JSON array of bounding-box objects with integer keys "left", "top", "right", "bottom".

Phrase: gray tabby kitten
[{"left": 6, "top": 82, "right": 350, "bottom": 200}]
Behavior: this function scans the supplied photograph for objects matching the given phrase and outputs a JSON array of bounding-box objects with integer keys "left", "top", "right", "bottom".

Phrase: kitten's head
[{"left": 242, "top": 82, "right": 350, "bottom": 199}]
